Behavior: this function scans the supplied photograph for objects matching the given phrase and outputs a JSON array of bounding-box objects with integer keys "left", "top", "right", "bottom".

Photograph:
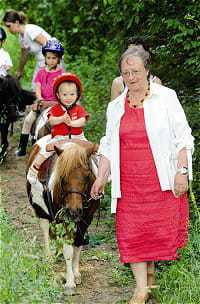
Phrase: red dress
[{"left": 116, "top": 99, "right": 189, "bottom": 263}]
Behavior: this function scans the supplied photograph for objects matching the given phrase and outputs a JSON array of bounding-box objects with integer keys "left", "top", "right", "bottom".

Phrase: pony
[
  {"left": 26, "top": 140, "right": 100, "bottom": 295},
  {"left": 0, "top": 75, "right": 35, "bottom": 163}
]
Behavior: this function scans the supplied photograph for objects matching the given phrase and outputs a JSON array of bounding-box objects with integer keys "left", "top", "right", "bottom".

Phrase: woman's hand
[
  {"left": 174, "top": 172, "right": 188, "bottom": 197},
  {"left": 15, "top": 71, "right": 22, "bottom": 79},
  {"left": 90, "top": 176, "right": 106, "bottom": 200}
]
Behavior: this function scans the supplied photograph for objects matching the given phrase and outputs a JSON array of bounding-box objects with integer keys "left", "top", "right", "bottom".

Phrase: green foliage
[
  {"left": 154, "top": 219, "right": 200, "bottom": 303},
  {"left": 0, "top": 211, "right": 63, "bottom": 303}
]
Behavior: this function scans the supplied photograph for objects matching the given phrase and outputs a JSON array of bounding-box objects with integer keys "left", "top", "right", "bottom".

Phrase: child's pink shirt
[{"left": 34, "top": 68, "right": 65, "bottom": 101}]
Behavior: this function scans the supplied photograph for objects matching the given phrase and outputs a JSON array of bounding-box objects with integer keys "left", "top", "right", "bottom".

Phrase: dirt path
[{"left": 0, "top": 129, "right": 132, "bottom": 304}]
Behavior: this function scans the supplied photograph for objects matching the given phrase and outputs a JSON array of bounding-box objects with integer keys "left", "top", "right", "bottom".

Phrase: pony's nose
[{"left": 66, "top": 208, "right": 83, "bottom": 221}]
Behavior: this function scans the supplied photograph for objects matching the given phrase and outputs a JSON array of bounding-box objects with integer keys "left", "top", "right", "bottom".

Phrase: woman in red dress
[{"left": 91, "top": 47, "right": 194, "bottom": 304}]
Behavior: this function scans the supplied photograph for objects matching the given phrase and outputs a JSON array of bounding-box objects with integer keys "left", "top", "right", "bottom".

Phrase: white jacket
[{"left": 99, "top": 82, "right": 194, "bottom": 213}]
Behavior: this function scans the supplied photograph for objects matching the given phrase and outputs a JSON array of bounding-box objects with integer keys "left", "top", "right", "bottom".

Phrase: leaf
[
  {"left": 56, "top": 248, "right": 63, "bottom": 257},
  {"left": 135, "top": 15, "right": 140, "bottom": 25},
  {"left": 127, "top": 16, "right": 134, "bottom": 29},
  {"left": 67, "top": 222, "right": 76, "bottom": 232},
  {"left": 73, "top": 16, "right": 80, "bottom": 24}
]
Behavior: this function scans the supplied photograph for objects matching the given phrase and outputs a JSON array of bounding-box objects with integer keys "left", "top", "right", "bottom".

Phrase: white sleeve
[
  {"left": 5, "top": 52, "right": 13, "bottom": 67},
  {"left": 25, "top": 24, "right": 47, "bottom": 41},
  {"left": 170, "top": 90, "right": 194, "bottom": 153},
  {"left": 169, "top": 90, "right": 194, "bottom": 180},
  {"left": 98, "top": 106, "right": 112, "bottom": 160}
]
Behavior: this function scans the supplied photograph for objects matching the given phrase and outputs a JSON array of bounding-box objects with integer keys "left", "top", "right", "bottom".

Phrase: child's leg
[
  {"left": 22, "top": 110, "right": 37, "bottom": 134},
  {"left": 27, "top": 153, "right": 47, "bottom": 184}
]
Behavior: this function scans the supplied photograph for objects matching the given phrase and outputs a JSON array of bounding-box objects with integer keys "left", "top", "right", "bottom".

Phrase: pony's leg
[
  {"left": 39, "top": 218, "right": 51, "bottom": 257},
  {"left": 72, "top": 245, "right": 82, "bottom": 284},
  {"left": 63, "top": 243, "right": 76, "bottom": 294},
  {"left": 0, "top": 122, "right": 9, "bottom": 163}
]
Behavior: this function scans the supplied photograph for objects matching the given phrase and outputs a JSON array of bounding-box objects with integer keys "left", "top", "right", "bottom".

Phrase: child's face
[
  {"left": 57, "top": 82, "right": 78, "bottom": 106},
  {"left": 45, "top": 52, "right": 59, "bottom": 68}
]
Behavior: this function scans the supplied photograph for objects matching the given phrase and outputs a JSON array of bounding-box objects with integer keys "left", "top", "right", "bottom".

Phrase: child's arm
[
  {"left": 35, "top": 82, "right": 43, "bottom": 100},
  {"left": 66, "top": 117, "right": 86, "bottom": 127},
  {"left": 49, "top": 112, "right": 69, "bottom": 126}
]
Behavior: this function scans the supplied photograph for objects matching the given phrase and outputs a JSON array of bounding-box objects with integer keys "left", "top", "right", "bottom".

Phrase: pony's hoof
[
  {"left": 64, "top": 286, "right": 76, "bottom": 295},
  {"left": 75, "top": 274, "right": 81, "bottom": 285}
]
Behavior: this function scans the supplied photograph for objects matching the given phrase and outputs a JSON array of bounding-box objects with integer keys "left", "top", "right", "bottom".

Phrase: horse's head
[
  {"left": 0, "top": 75, "right": 21, "bottom": 122},
  {"left": 53, "top": 143, "right": 97, "bottom": 222}
]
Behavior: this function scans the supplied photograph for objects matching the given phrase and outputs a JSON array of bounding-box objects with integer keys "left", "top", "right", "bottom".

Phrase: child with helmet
[
  {"left": 27, "top": 72, "right": 90, "bottom": 184},
  {"left": 14, "top": 39, "right": 66, "bottom": 157},
  {"left": 0, "top": 27, "right": 13, "bottom": 76}
]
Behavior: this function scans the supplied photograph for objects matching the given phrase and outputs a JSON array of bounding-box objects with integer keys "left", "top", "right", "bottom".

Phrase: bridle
[
  {"left": 60, "top": 167, "right": 93, "bottom": 209},
  {"left": 61, "top": 189, "right": 94, "bottom": 209}
]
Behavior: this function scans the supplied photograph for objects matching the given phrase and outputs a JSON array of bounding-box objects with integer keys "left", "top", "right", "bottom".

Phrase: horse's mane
[{"left": 53, "top": 143, "right": 88, "bottom": 187}]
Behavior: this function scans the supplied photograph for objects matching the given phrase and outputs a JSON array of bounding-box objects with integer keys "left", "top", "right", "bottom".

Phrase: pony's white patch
[
  {"left": 31, "top": 182, "right": 49, "bottom": 215},
  {"left": 34, "top": 107, "right": 51, "bottom": 139}
]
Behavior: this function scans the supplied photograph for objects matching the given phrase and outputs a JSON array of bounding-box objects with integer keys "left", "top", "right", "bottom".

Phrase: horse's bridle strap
[{"left": 61, "top": 189, "right": 91, "bottom": 209}]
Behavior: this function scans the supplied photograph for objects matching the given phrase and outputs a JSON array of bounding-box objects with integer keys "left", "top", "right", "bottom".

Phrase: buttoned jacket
[{"left": 99, "top": 82, "right": 194, "bottom": 213}]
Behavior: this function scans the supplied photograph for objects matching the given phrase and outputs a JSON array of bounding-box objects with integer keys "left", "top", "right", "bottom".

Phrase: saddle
[
  {"left": 38, "top": 155, "right": 56, "bottom": 184},
  {"left": 38, "top": 139, "right": 99, "bottom": 184},
  {"left": 46, "top": 139, "right": 99, "bottom": 152}
]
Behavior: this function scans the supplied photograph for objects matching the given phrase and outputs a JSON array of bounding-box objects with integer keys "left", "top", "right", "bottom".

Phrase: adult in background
[
  {"left": 111, "top": 36, "right": 162, "bottom": 100},
  {"left": 91, "top": 47, "right": 194, "bottom": 304},
  {"left": 2, "top": 9, "right": 63, "bottom": 89}
]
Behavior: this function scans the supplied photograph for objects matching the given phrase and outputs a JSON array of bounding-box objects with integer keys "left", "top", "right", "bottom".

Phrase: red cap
[{"left": 53, "top": 73, "right": 82, "bottom": 101}]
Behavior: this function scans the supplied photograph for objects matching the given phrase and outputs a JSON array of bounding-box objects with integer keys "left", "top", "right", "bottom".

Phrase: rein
[{"left": 61, "top": 188, "right": 94, "bottom": 209}]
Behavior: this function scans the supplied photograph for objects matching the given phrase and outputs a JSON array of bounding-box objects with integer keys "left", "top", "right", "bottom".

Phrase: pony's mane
[{"left": 53, "top": 143, "right": 88, "bottom": 186}]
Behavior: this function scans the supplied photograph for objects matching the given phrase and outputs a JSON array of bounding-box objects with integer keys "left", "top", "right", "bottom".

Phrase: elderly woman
[
  {"left": 111, "top": 36, "right": 162, "bottom": 101},
  {"left": 2, "top": 9, "right": 63, "bottom": 89},
  {"left": 91, "top": 48, "right": 194, "bottom": 304}
]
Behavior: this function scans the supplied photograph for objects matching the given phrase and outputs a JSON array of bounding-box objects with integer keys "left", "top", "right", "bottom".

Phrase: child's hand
[
  {"left": 63, "top": 113, "right": 71, "bottom": 126},
  {"left": 31, "top": 103, "right": 38, "bottom": 112}
]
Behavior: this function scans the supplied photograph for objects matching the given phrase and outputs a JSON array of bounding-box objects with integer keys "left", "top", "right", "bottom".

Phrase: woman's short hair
[
  {"left": 3, "top": 9, "right": 28, "bottom": 24},
  {"left": 118, "top": 47, "right": 151, "bottom": 76}
]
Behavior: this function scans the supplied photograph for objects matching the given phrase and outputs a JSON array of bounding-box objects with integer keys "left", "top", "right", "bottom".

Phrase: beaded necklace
[{"left": 127, "top": 80, "right": 150, "bottom": 108}]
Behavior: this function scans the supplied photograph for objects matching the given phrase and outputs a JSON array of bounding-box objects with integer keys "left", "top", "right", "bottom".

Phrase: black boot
[{"left": 14, "top": 134, "right": 29, "bottom": 156}]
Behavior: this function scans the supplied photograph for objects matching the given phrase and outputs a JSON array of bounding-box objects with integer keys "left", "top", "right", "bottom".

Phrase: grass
[{"left": 0, "top": 210, "right": 64, "bottom": 304}]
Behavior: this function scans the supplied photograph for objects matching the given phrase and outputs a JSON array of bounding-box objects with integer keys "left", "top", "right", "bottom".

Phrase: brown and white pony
[{"left": 26, "top": 140, "right": 100, "bottom": 294}]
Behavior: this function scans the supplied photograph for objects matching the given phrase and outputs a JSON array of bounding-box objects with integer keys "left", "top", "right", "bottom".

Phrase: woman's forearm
[
  {"left": 177, "top": 148, "right": 188, "bottom": 169},
  {"left": 17, "top": 48, "right": 28, "bottom": 73},
  {"left": 98, "top": 155, "right": 111, "bottom": 182}
]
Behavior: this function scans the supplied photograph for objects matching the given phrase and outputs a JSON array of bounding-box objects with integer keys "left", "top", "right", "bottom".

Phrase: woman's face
[
  {"left": 121, "top": 55, "right": 149, "bottom": 92},
  {"left": 4, "top": 21, "right": 20, "bottom": 34}
]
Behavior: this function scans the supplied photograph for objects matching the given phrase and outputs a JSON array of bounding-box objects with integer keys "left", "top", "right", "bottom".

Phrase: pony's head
[{"left": 53, "top": 143, "right": 97, "bottom": 222}]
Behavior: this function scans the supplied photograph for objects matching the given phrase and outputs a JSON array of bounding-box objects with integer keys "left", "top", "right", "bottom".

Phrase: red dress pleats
[{"left": 116, "top": 99, "right": 189, "bottom": 263}]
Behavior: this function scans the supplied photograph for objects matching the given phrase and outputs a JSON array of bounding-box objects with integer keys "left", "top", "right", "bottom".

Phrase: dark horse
[
  {"left": 26, "top": 140, "right": 100, "bottom": 294},
  {"left": 0, "top": 75, "right": 35, "bottom": 163}
]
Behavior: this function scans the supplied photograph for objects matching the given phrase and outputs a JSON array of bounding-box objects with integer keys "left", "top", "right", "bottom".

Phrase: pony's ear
[
  {"left": 54, "top": 145, "right": 64, "bottom": 156},
  {"left": 86, "top": 142, "right": 99, "bottom": 158}
]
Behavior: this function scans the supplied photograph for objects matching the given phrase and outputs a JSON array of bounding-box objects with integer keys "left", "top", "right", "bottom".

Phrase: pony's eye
[{"left": 85, "top": 175, "right": 90, "bottom": 182}]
